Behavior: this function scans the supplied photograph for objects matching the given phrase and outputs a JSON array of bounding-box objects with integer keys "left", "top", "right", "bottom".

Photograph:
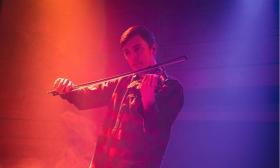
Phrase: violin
[{"left": 49, "top": 56, "right": 187, "bottom": 96}]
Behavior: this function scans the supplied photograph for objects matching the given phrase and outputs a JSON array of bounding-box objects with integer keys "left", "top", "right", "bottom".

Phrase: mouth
[{"left": 132, "top": 62, "right": 143, "bottom": 67}]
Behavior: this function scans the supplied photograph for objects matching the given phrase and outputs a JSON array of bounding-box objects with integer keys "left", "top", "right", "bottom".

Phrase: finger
[
  {"left": 147, "top": 74, "right": 156, "bottom": 88},
  {"left": 57, "top": 78, "right": 68, "bottom": 93},
  {"left": 68, "top": 81, "right": 73, "bottom": 88},
  {"left": 142, "top": 74, "right": 157, "bottom": 87},
  {"left": 142, "top": 75, "right": 148, "bottom": 86},
  {"left": 54, "top": 78, "right": 66, "bottom": 93},
  {"left": 65, "top": 81, "right": 73, "bottom": 93},
  {"left": 53, "top": 78, "right": 62, "bottom": 88},
  {"left": 151, "top": 74, "right": 159, "bottom": 87},
  {"left": 63, "top": 79, "right": 72, "bottom": 93},
  {"left": 146, "top": 74, "right": 156, "bottom": 86},
  {"left": 62, "top": 79, "right": 70, "bottom": 93},
  {"left": 63, "top": 78, "right": 69, "bottom": 86},
  {"left": 147, "top": 74, "right": 153, "bottom": 86}
]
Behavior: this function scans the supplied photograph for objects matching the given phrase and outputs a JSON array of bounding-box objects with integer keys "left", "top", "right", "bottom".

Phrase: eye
[
  {"left": 134, "top": 46, "right": 141, "bottom": 53},
  {"left": 123, "top": 49, "right": 130, "bottom": 57}
]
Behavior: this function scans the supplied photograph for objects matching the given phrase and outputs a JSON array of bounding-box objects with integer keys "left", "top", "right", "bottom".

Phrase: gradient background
[{"left": 0, "top": 0, "right": 278, "bottom": 167}]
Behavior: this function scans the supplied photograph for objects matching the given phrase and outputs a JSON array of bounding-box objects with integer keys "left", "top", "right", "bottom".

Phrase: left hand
[{"left": 140, "top": 74, "right": 159, "bottom": 111}]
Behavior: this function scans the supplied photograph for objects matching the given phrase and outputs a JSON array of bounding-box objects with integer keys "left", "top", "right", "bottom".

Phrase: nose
[
  {"left": 127, "top": 52, "right": 137, "bottom": 59},
  {"left": 126, "top": 53, "right": 139, "bottom": 62}
]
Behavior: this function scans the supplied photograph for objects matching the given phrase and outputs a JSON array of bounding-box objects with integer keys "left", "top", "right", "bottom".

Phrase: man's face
[{"left": 122, "top": 35, "right": 156, "bottom": 70}]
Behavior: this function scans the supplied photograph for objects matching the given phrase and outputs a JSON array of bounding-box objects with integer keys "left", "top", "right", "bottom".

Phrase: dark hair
[{"left": 120, "top": 25, "right": 156, "bottom": 48}]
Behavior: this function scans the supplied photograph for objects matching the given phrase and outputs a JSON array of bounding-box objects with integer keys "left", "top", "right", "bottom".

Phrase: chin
[
  {"left": 131, "top": 64, "right": 143, "bottom": 70},
  {"left": 131, "top": 66, "right": 140, "bottom": 71}
]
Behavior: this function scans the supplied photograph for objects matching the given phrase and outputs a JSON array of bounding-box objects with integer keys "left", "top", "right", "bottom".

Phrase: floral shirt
[{"left": 62, "top": 71, "right": 184, "bottom": 168}]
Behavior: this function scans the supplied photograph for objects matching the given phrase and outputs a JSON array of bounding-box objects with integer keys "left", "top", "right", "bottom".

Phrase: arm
[
  {"left": 142, "top": 79, "right": 184, "bottom": 132},
  {"left": 54, "top": 78, "right": 119, "bottom": 110}
]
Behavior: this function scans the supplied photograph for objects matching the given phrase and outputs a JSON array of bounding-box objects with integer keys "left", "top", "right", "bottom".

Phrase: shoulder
[
  {"left": 163, "top": 78, "right": 183, "bottom": 93},
  {"left": 157, "top": 77, "right": 184, "bottom": 101}
]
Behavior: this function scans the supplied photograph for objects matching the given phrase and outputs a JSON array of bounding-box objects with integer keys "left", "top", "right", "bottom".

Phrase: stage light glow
[{"left": 0, "top": 1, "right": 107, "bottom": 167}]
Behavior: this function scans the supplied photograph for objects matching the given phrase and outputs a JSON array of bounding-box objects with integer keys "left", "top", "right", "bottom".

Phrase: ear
[
  {"left": 124, "top": 54, "right": 128, "bottom": 60},
  {"left": 151, "top": 44, "right": 157, "bottom": 56}
]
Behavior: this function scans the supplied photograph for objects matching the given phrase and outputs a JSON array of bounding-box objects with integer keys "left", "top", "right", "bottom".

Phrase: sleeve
[
  {"left": 60, "top": 79, "right": 119, "bottom": 110},
  {"left": 142, "top": 79, "right": 184, "bottom": 132}
]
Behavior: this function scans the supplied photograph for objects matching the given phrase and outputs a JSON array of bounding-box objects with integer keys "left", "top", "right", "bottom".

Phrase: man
[{"left": 53, "top": 26, "right": 184, "bottom": 168}]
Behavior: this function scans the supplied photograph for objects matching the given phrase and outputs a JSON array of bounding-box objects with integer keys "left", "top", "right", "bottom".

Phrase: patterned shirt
[{"left": 62, "top": 70, "right": 184, "bottom": 168}]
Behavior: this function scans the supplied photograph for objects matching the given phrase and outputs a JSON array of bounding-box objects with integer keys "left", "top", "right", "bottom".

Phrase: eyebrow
[
  {"left": 132, "top": 43, "right": 142, "bottom": 48},
  {"left": 122, "top": 43, "right": 142, "bottom": 51}
]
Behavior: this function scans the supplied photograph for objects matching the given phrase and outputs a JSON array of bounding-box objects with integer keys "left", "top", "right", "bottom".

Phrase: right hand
[{"left": 53, "top": 78, "right": 75, "bottom": 94}]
